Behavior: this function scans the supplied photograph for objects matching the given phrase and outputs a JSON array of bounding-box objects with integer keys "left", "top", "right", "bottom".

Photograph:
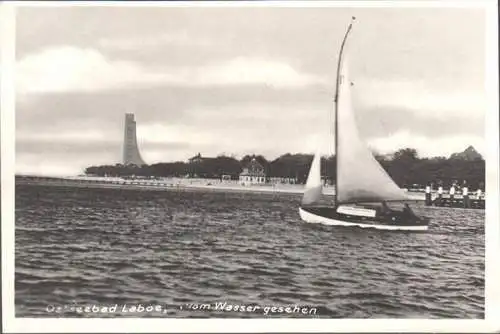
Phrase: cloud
[
  {"left": 16, "top": 159, "right": 83, "bottom": 177},
  {"left": 354, "top": 78, "right": 486, "bottom": 118},
  {"left": 15, "top": 130, "right": 196, "bottom": 176},
  {"left": 16, "top": 99, "right": 330, "bottom": 176},
  {"left": 13, "top": 7, "right": 489, "bottom": 177},
  {"left": 15, "top": 145, "right": 119, "bottom": 177},
  {"left": 368, "top": 130, "right": 485, "bottom": 158},
  {"left": 16, "top": 46, "right": 175, "bottom": 94},
  {"left": 14, "top": 84, "right": 329, "bottom": 152},
  {"left": 197, "top": 57, "right": 323, "bottom": 88},
  {"left": 15, "top": 77, "right": 485, "bottom": 176},
  {"left": 135, "top": 108, "right": 329, "bottom": 160},
  {"left": 16, "top": 129, "right": 113, "bottom": 143},
  {"left": 16, "top": 46, "right": 325, "bottom": 95},
  {"left": 351, "top": 104, "right": 484, "bottom": 141},
  {"left": 97, "top": 32, "right": 212, "bottom": 50},
  {"left": 16, "top": 128, "right": 194, "bottom": 158}
]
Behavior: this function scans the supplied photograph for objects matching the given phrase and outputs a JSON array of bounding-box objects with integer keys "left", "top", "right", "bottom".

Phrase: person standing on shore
[
  {"left": 425, "top": 183, "right": 432, "bottom": 206},
  {"left": 449, "top": 184, "right": 456, "bottom": 203},
  {"left": 437, "top": 183, "right": 444, "bottom": 206},
  {"left": 462, "top": 181, "right": 469, "bottom": 208},
  {"left": 478, "top": 182, "right": 485, "bottom": 199},
  {"left": 476, "top": 187, "right": 483, "bottom": 200}
]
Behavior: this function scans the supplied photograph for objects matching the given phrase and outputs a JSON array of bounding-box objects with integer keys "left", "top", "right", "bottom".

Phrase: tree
[
  {"left": 393, "top": 148, "right": 418, "bottom": 162},
  {"left": 82, "top": 147, "right": 485, "bottom": 188}
]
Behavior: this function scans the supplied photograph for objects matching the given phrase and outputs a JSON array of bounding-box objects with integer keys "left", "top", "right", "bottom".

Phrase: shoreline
[
  {"left": 15, "top": 176, "right": 326, "bottom": 196},
  {"left": 14, "top": 175, "right": 430, "bottom": 200}
]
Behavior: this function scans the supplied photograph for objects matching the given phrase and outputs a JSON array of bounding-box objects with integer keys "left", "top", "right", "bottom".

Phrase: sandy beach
[
  {"left": 15, "top": 175, "right": 429, "bottom": 200},
  {"left": 15, "top": 175, "right": 326, "bottom": 195}
]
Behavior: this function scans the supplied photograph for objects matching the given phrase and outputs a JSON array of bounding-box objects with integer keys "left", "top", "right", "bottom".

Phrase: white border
[
  {"left": 2, "top": 1, "right": 499, "bottom": 333},
  {"left": 483, "top": 0, "right": 500, "bottom": 325},
  {"left": 8, "top": 0, "right": 497, "bottom": 8},
  {"left": 0, "top": 2, "right": 16, "bottom": 331}
]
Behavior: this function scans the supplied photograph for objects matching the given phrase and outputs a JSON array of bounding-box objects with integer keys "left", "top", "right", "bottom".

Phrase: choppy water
[{"left": 15, "top": 184, "right": 484, "bottom": 318}]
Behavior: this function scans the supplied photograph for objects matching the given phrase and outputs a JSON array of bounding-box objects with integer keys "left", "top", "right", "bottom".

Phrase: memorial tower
[{"left": 123, "top": 113, "right": 145, "bottom": 166}]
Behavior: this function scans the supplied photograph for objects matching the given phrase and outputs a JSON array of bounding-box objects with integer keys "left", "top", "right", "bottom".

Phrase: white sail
[
  {"left": 336, "top": 58, "right": 408, "bottom": 204},
  {"left": 301, "top": 152, "right": 322, "bottom": 205}
]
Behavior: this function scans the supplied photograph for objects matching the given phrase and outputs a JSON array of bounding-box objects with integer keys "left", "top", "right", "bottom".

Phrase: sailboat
[{"left": 299, "top": 18, "right": 430, "bottom": 231}]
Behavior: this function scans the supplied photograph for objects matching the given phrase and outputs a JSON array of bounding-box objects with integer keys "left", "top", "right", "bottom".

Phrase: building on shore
[
  {"left": 123, "top": 113, "right": 145, "bottom": 166},
  {"left": 268, "top": 176, "right": 298, "bottom": 184},
  {"left": 239, "top": 158, "right": 266, "bottom": 185},
  {"left": 188, "top": 153, "right": 213, "bottom": 164},
  {"left": 187, "top": 153, "right": 217, "bottom": 178}
]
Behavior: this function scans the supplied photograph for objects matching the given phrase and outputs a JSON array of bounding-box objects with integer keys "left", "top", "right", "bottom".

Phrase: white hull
[{"left": 299, "top": 207, "right": 429, "bottom": 231}]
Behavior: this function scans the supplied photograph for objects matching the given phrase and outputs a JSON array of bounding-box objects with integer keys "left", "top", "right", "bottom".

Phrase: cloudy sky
[{"left": 15, "top": 4, "right": 487, "bottom": 176}]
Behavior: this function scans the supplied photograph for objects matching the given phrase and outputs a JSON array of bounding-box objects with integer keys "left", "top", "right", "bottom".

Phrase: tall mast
[{"left": 334, "top": 16, "right": 355, "bottom": 207}]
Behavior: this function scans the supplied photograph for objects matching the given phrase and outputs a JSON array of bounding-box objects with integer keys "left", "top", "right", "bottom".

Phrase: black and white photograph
[{"left": 1, "top": 1, "right": 499, "bottom": 333}]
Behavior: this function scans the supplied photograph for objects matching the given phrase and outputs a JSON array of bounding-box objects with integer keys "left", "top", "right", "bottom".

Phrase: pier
[{"left": 422, "top": 184, "right": 485, "bottom": 209}]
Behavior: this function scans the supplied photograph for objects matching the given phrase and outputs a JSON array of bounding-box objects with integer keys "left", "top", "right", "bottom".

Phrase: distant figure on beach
[
  {"left": 462, "top": 181, "right": 470, "bottom": 208},
  {"left": 425, "top": 184, "right": 432, "bottom": 205},
  {"left": 436, "top": 184, "right": 444, "bottom": 205},
  {"left": 476, "top": 188, "right": 483, "bottom": 199},
  {"left": 449, "top": 184, "right": 455, "bottom": 200}
]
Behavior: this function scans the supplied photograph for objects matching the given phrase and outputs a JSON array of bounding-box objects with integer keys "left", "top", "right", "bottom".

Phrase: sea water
[{"left": 15, "top": 184, "right": 484, "bottom": 318}]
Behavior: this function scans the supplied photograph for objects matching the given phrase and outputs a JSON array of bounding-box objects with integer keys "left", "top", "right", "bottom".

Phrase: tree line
[
  {"left": 84, "top": 148, "right": 485, "bottom": 189},
  {"left": 85, "top": 153, "right": 335, "bottom": 184},
  {"left": 374, "top": 148, "right": 485, "bottom": 190}
]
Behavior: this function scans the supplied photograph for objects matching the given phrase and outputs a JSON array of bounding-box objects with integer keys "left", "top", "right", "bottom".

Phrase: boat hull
[{"left": 299, "top": 206, "right": 429, "bottom": 231}]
